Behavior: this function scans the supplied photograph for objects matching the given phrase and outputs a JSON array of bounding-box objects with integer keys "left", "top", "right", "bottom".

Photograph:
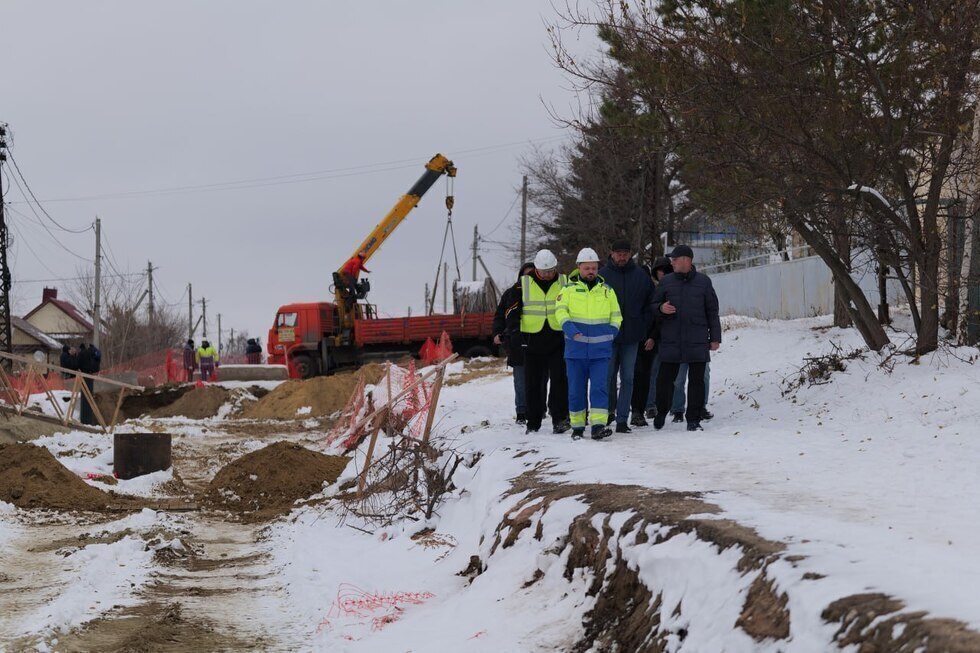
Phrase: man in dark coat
[
  {"left": 183, "top": 339, "right": 197, "bottom": 382},
  {"left": 59, "top": 344, "right": 78, "bottom": 379},
  {"left": 76, "top": 343, "right": 102, "bottom": 426},
  {"left": 245, "top": 338, "right": 263, "bottom": 364},
  {"left": 493, "top": 262, "right": 537, "bottom": 424},
  {"left": 651, "top": 245, "right": 721, "bottom": 431},
  {"left": 631, "top": 256, "right": 673, "bottom": 424},
  {"left": 598, "top": 239, "right": 654, "bottom": 433}
]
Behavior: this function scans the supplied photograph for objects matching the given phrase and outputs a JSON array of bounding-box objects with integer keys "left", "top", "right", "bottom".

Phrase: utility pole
[
  {"left": 146, "top": 261, "right": 155, "bottom": 322},
  {"left": 443, "top": 262, "right": 448, "bottom": 313},
  {"left": 200, "top": 298, "right": 208, "bottom": 338},
  {"left": 472, "top": 225, "right": 479, "bottom": 281},
  {"left": 424, "top": 283, "right": 430, "bottom": 315},
  {"left": 520, "top": 175, "right": 528, "bottom": 263},
  {"left": 0, "top": 123, "right": 12, "bottom": 357},
  {"left": 217, "top": 313, "right": 222, "bottom": 352},
  {"left": 93, "top": 217, "right": 102, "bottom": 348},
  {"left": 230, "top": 328, "right": 235, "bottom": 352},
  {"left": 187, "top": 283, "right": 193, "bottom": 339}
]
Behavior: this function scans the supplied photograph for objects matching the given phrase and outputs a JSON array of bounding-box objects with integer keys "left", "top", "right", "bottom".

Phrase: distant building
[
  {"left": 23, "top": 287, "right": 95, "bottom": 346},
  {"left": 10, "top": 316, "right": 62, "bottom": 365}
]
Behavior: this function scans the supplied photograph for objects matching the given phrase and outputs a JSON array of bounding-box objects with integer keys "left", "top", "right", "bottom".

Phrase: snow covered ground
[{"left": 2, "top": 314, "right": 979, "bottom": 651}]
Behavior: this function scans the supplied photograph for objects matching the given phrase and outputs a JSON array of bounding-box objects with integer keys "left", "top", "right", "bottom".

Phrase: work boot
[
  {"left": 701, "top": 409, "right": 714, "bottom": 421},
  {"left": 615, "top": 422, "right": 632, "bottom": 434},
  {"left": 591, "top": 425, "right": 612, "bottom": 440},
  {"left": 553, "top": 419, "right": 571, "bottom": 434},
  {"left": 516, "top": 413, "right": 527, "bottom": 425},
  {"left": 687, "top": 422, "right": 704, "bottom": 432},
  {"left": 571, "top": 428, "right": 585, "bottom": 441},
  {"left": 653, "top": 414, "right": 666, "bottom": 430},
  {"left": 525, "top": 425, "right": 540, "bottom": 434},
  {"left": 645, "top": 407, "right": 658, "bottom": 419},
  {"left": 630, "top": 414, "right": 648, "bottom": 428},
  {"left": 672, "top": 412, "right": 685, "bottom": 423}
]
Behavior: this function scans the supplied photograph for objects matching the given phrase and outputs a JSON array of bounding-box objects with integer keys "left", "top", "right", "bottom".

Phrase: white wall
[{"left": 708, "top": 255, "right": 905, "bottom": 319}]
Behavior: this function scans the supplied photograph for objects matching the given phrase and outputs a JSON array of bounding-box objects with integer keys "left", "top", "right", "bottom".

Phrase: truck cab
[{"left": 267, "top": 301, "right": 377, "bottom": 378}]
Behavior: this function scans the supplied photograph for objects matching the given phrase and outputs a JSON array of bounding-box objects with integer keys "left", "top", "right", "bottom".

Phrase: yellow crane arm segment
[{"left": 339, "top": 153, "right": 457, "bottom": 276}]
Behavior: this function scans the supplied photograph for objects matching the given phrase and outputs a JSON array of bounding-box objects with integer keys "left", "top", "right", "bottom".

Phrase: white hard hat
[
  {"left": 576, "top": 247, "right": 600, "bottom": 264},
  {"left": 533, "top": 249, "right": 558, "bottom": 270}
]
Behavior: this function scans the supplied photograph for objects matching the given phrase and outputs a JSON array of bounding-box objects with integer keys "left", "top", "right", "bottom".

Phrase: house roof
[
  {"left": 24, "top": 296, "right": 94, "bottom": 332},
  {"left": 11, "top": 316, "right": 63, "bottom": 350}
]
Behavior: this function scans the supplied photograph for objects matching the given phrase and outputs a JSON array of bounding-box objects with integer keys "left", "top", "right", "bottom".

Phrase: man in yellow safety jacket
[
  {"left": 196, "top": 339, "right": 219, "bottom": 382},
  {"left": 555, "top": 247, "right": 622, "bottom": 440},
  {"left": 518, "top": 249, "right": 571, "bottom": 434}
]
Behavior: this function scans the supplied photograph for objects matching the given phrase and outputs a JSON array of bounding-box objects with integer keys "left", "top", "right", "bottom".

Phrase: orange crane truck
[{"left": 267, "top": 154, "right": 497, "bottom": 378}]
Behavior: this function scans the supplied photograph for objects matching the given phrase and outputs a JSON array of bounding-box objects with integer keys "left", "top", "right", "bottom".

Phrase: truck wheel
[
  {"left": 292, "top": 355, "right": 319, "bottom": 379},
  {"left": 463, "top": 345, "right": 493, "bottom": 359}
]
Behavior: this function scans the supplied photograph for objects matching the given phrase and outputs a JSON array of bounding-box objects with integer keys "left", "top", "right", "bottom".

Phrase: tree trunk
[
  {"left": 959, "top": 215, "right": 977, "bottom": 344},
  {"left": 832, "top": 219, "right": 852, "bottom": 329},
  {"left": 943, "top": 211, "right": 960, "bottom": 335},
  {"left": 793, "top": 218, "right": 890, "bottom": 350}
]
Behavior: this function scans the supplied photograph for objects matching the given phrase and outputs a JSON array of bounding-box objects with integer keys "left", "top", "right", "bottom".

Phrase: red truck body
[{"left": 267, "top": 301, "right": 495, "bottom": 378}]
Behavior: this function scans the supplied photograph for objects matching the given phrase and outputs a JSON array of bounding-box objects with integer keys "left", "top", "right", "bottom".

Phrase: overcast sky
[{"left": 1, "top": 1, "right": 598, "bottom": 344}]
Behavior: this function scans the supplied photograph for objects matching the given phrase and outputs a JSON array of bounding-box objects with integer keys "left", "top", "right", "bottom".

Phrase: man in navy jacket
[
  {"left": 598, "top": 239, "right": 654, "bottom": 433},
  {"left": 651, "top": 245, "right": 721, "bottom": 432}
]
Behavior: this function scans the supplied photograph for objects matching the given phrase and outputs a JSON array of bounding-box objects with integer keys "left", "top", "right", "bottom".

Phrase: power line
[
  {"left": 482, "top": 190, "right": 522, "bottom": 238},
  {"left": 6, "top": 151, "right": 91, "bottom": 233},
  {"left": 5, "top": 201, "right": 92, "bottom": 262},
  {"left": 6, "top": 134, "right": 569, "bottom": 204}
]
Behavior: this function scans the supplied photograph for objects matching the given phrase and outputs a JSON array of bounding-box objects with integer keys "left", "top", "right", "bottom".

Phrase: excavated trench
[{"left": 472, "top": 464, "right": 980, "bottom": 652}]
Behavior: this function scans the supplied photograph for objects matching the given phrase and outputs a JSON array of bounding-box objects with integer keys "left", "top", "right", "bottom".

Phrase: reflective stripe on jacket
[
  {"left": 555, "top": 271, "right": 622, "bottom": 359},
  {"left": 519, "top": 273, "right": 568, "bottom": 333}
]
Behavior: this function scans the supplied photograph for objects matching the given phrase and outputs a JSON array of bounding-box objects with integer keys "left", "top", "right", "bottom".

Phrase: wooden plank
[
  {"left": 357, "top": 408, "right": 388, "bottom": 496},
  {"left": 420, "top": 365, "right": 447, "bottom": 449},
  {"left": 109, "top": 388, "right": 127, "bottom": 433},
  {"left": 77, "top": 377, "right": 110, "bottom": 433},
  {"left": 0, "top": 404, "right": 102, "bottom": 433},
  {"left": 0, "top": 350, "right": 144, "bottom": 390},
  {"left": 64, "top": 375, "right": 83, "bottom": 427}
]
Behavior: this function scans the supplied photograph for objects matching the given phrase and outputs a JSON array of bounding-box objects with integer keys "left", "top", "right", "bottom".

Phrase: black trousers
[
  {"left": 80, "top": 378, "right": 97, "bottom": 426},
  {"left": 525, "top": 345, "right": 569, "bottom": 430},
  {"left": 632, "top": 346, "right": 653, "bottom": 415},
  {"left": 656, "top": 361, "right": 706, "bottom": 424}
]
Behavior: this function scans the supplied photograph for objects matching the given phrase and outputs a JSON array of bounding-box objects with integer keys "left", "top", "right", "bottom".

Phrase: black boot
[
  {"left": 687, "top": 422, "right": 704, "bottom": 432},
  {"left": 630, "top": 414, "right": 648, "bottom": 427},
  {"left": 615, "top": 422, "right": 632, "bottom": 434},
  {"left": 645, "top": 407, "right": 658, "bottom": 420},
  {"left": 553, "top": 419, "right": 571, "bottom": 434},
  {"left": 672, "top": 412, "right": 684, "bottom": 423},
  {"left": 591, "top": 424, "right": 612, "bottom": 440},
  {"left": 653, "top": 413, "right": 666, "bottom": 430},
  {"left": 571, "top": 428, "right": 585, "bottom": 440},
  {"left": 701, "top": 408, "right": 714, "bottom": 421},
  {"left": 516, "top": 413, "right": 527, "bottom": 425}
]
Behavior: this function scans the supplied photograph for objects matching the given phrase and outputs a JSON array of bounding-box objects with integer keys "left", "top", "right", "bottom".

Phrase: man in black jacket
[
  {"left": 76, "top": 343, "right": 102, "bottom": 426},
  {"left": 598, "top": 239, "right": 654, "bottom": 433},
  {"left": 517, "top": 249, "right": 570, "bottom": 434},
  {"left": 631, "top": 256, "right": 672, "bottom": 424},
  {"left": 493, "top": 262, "right": 536, "bottom": 424},
  {"left": 651, "top": 245, "right": 721, "bottom": 432}
]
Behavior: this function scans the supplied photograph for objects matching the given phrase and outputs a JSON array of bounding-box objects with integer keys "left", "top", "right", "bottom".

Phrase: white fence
[{"left": 706, "top": 253, "right": 905, "bottom": 319}]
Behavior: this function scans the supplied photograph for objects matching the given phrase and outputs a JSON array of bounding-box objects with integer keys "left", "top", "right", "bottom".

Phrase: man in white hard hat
[
  {"left": 555, "top": 247, "right": 622, "bottom": 440},
  {"left": 517, "top": 249, "right": 571, "bottom": 434}
]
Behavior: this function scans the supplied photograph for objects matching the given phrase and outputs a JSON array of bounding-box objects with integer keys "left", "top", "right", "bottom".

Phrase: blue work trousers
[{"left": 567, "top": 357, "right": 610, "bottom": 428}]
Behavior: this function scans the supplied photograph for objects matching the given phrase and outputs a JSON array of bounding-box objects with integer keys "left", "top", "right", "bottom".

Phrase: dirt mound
[
  {"left": 153, "top": 386, "right": 231, "bottom": 419},
  {"left": 0, "top": 443, "right": 112, "bottom": 511},
  {"left": 0, "top": 414, "right": 70, "bottom": 444},
  {"left": 204, "top": 441, "right": 347, "bottom": 517},
  {"left": 238, "top": 364, "right": 386, "bottom": 420}
]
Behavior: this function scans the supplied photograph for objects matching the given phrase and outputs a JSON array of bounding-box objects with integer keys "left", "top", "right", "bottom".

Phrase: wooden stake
[
  {"left": 420, "top": 365, "right": 447, "bottom": 449},
  {"left": 64, "top": 375, "right": 82, "bottom": 426},
  {"left": 357, "top": 408, "right": 389, "bottom": 496},
  {"left": 109, "top": 388, "right": 128, "bottom": 432}
]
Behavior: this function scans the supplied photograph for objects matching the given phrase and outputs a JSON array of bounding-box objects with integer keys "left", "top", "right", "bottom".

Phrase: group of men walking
[
  {"left": 58, "top": 342, "right": 102, "bottom": 425},
  {"left": 493, "top": 239, "right": 721, "bottom": 440}
]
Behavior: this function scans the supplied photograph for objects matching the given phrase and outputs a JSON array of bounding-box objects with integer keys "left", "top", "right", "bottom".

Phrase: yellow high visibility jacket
[
  {"left": 519, "top": 273, "right": 568, "bottom": 333},
  {"left": 196, "top": 346, "right": 219, "bottom": 365},
  {"left": 555, "top": 271, "right": 622, "bottom": 359}
]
